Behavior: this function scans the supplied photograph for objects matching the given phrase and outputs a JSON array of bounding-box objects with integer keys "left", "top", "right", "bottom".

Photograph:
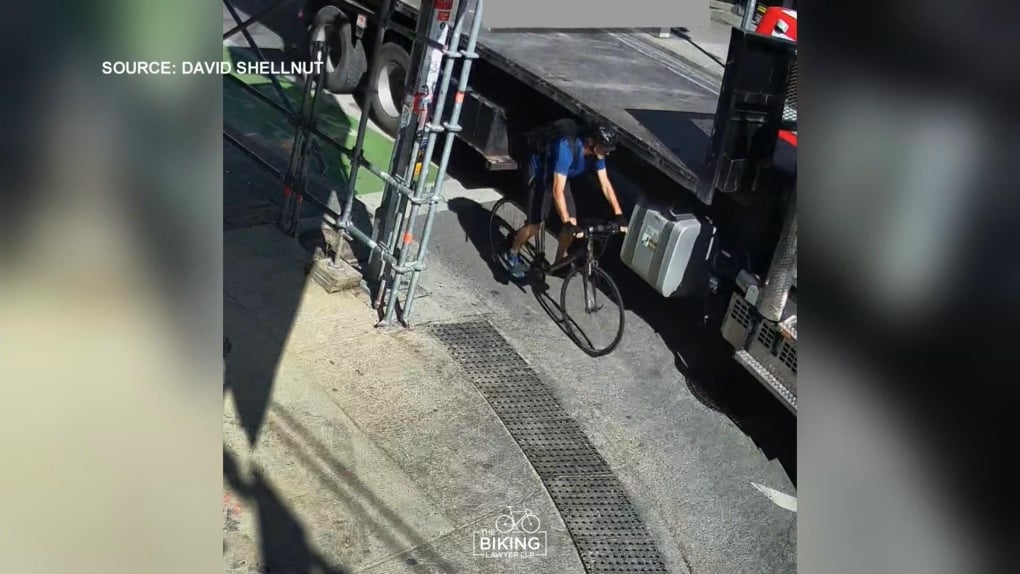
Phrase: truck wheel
[
  {"left": 309, "top": 7, "right": 367, "bottom": 94},
  {"left": 368, "top": 42, "right": 410, "bottom": 137}
]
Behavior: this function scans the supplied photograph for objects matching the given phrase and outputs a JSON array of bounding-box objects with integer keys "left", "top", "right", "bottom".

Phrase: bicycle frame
[
  {"left": 534, "top": 222, "right": 600, "bottom": 275},
  {"left": 515, "top": 182, "right": 618, "bottom": 309},
  {"left": 536, "top": 223, "right": 610, "bottom": 314},
  {"left": 534, "top": 227, "right": 571, "bottom": 277},
  {"left": 493, "top": 198, "right": 625, "bottom": 355}
]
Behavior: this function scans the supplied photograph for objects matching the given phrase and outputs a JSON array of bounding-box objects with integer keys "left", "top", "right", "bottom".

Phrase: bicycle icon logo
[
  {"left": 494, "top": 506, "right": 541, "bottom": 534},
  {"left": 473, "top": 504, "right": 548, "bottom": 558}
]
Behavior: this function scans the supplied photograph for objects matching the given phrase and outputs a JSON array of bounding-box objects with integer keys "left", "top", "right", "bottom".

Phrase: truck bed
[
  {"left": 475, "top": 29, "right": 720, "bottom": 191},
  {"left": 362, "top": 0, "right": 723, "bottom": 190}
]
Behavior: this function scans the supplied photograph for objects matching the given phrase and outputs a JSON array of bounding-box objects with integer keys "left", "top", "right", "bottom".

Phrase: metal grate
[
  {"left": 548, "top": 475, "right": 669, "bottom": 573},
  {"left": 730, "top": 296, "right": 752, "bottom": 329},
  {"left": 756, "top": 322, "right": 776, "bottom": 349},
  {"left": 778, "top": 339, "right": 797, "bottom": 374},
  {"left": 783, "top": 58, "right": 798, "bottom": 125},
  {"left": 430, "top": 320, "right": 669, "bottom": 573}
]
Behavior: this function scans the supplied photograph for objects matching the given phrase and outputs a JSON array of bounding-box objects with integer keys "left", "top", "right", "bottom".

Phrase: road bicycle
[
  {"left": 495, "top": 506, "right": 541, "bottom": 534},
  {"left": 489, "top": 196, "right": 626, "bottom": 357}
]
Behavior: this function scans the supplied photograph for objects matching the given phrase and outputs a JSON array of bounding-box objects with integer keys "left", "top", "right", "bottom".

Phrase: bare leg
[{"left": 511, "top": 223, "right": 539, "bottom": 254}]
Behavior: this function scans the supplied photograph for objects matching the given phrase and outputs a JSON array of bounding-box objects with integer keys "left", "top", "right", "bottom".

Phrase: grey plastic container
[{"left": 620, "top": 203, "right": 717, "bottom": 298}]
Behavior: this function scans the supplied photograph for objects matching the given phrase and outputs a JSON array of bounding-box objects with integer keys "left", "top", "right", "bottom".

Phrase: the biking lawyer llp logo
[{"left": 473, "top": 506, "right": 548, "bottom": 559}]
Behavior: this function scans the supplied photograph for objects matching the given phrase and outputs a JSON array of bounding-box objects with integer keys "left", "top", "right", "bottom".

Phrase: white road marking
[{"left": 751, "top": 482, "right": 797, "bottom": 513}]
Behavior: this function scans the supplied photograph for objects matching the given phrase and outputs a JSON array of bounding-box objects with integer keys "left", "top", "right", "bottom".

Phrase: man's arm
[
  {"left": 551, "top": 173, "right": 572, "bottom": 224},
  {"left": 552, "top": 139, "right": 577, "bottom": 228},
  {"left": 596, "top": 167, "right": 626, "bottom": 227}
]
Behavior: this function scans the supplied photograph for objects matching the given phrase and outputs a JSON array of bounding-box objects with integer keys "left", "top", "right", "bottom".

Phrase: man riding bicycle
[{"left": 501, "top": 122, "right": 628, "bottom": 279}]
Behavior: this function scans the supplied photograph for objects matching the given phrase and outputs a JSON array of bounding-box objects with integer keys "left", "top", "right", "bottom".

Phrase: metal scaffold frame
[{"left": 222, "top": 0, "right": 484, "bottom": 328}]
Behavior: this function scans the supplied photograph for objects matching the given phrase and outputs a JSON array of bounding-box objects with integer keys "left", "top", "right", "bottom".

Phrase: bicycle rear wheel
[
  {"left": 560, "top": 265, "right": 625, "bottom": 356},
  {"left": 489, "top": 196, "right": 540, "bottom": 271}
]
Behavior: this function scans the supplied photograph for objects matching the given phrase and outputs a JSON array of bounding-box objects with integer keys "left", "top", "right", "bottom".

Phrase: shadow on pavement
[
  {"left": 445, "top": 195, "right": 522, "bottom": 291},
  {"left": 268, "top": 407, "right": 458, "bottom": 572},
  {"left": 531, "top": 281, "right": 569, "bottom": 333},
  {"left": 223, "top": 104, "right": 378, "bottom": 436},
  {"left": 224, "top": 447, "right": 350, "bottom": 574},
  {"left": 223, "top": 138, "right": 309, "bottom": 447}
]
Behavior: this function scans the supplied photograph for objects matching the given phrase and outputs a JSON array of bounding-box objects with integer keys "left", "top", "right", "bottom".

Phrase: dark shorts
[{"left": 527, "top": 178, "right": 577, "bottom": 225}]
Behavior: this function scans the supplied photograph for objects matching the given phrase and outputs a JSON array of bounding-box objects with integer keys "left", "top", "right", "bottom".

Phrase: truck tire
[
  {"left": 309, "top": 6, "right": 367, "bottom": 94},
  {"left": 368, "top": 42, "right": 410, "bottom": 137}
]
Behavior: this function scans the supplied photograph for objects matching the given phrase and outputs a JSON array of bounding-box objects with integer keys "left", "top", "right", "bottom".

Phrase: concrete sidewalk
[{"left": 222, "top": 220, "right": 586, "bottom": 573}]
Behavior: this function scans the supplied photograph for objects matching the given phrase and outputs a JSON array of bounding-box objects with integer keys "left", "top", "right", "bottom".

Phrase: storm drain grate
[{"left": 430, "top": 320, "right": 669, "bottom": 573}]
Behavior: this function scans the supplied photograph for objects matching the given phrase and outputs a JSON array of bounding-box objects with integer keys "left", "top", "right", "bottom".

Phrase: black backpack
[
  {"left": 524, "top": 118, "right": 584, "bottom": 156},
  {"left": 521, "top": 118, "right": 585, "bottom": 187}
]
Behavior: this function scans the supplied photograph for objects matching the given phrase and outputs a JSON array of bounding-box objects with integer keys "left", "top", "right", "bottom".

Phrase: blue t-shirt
[{"left": 530, "top": 137, "right": 606, "bottom": 187}]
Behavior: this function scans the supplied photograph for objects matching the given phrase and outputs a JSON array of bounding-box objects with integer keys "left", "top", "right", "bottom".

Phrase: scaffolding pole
[
  {"left": 222, "top": 0, "right": 479, "bottom": 328},
  {"left": 333, "top": 0, "right": 397, "bottom": 240},
  {"left": 401, "top": 0, "right": 483, "bottom": 323},
  {"left": 379, "top": 0, "right": 476, "bottom": 325},
  {"left": 367, "top": 0, "right": 456, "bottom": 289}
]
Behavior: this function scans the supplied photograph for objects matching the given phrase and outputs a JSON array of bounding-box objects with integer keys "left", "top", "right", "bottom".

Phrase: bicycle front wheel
[{"left": 560, "top": 265, "right": 625, "bottom": 356}]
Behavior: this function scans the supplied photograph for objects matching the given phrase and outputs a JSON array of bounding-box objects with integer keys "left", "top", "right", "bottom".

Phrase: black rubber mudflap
[{"left": 430, "top": 320, "right": 669, "bottom": 573}]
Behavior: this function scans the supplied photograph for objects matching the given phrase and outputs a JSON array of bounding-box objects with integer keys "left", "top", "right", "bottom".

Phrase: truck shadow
[
  {"left": 596, "top": 240, "right": 797, "bottom": 484},
  {"left": 447, "top": 194, "right": 796, "bottom": 484}
]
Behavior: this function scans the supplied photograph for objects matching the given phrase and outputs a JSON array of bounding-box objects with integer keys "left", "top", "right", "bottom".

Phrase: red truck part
[{"left": 757, "top": 7, "right": 798, "bottom": 148}]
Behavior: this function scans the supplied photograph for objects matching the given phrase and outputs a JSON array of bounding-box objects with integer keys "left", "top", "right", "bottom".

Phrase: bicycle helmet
[{"left": 589, "top": 124, "right": 618, "bottom": 153}]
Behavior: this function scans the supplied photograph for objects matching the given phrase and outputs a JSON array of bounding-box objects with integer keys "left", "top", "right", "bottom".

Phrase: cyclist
[{"left": 502, "top": 123, "right": 628, "bottom": 279}]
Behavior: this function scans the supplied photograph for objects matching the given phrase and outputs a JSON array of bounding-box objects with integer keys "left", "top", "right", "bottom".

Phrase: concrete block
[{"left": 309, "top": 257, "right": 363, "bottom": 294}]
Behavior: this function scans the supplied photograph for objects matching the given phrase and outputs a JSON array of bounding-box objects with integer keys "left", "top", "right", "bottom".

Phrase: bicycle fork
[{"left": 582, "top": 241, "right": 602, "bottom": 314}]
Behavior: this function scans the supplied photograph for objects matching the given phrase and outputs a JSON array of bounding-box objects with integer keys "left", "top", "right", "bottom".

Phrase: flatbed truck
[{"left": 298, "top": 0, "right": 799, "bottom": 413}]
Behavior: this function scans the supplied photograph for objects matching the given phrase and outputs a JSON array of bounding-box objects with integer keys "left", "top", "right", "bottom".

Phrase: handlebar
[{"left": 575, "top": 220, "right": 623, "bottom": 238}]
